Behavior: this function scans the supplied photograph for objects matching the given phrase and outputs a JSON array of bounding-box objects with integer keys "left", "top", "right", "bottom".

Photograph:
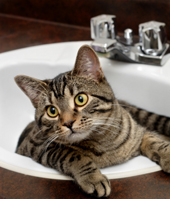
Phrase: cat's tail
[{"left": 119, "top": 100, "right": 170, "bottom": 137}]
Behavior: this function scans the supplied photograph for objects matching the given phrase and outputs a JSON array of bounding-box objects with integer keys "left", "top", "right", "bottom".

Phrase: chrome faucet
[{"left": 91, "top": 14, "right": 170, "bottom": 66}]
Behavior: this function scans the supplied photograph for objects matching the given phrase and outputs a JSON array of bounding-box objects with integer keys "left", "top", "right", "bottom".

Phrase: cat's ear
[
  {"left": 15, "top": 75, "right": 48, "bottom": 108},
  {"left": 71, "top": 45, "right": 105, "bottom": 83}
]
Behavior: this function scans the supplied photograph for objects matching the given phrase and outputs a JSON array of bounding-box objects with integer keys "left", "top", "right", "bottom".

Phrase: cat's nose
[{"left": 63, "top": 120, "right": 76, "bottom": 129}]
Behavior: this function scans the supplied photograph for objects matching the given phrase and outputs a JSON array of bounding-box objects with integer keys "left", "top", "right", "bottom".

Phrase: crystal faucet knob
[
  {"left": 91, "top": 14, "right": 116, "bottom": 40},
  {"left": 139, "top": 21, "right": 167, "bottom": 55}
]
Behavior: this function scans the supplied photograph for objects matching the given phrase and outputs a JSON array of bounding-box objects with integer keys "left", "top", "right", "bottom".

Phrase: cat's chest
[{"left": 69, "top": 137, "right": 141, "bottom": 168}]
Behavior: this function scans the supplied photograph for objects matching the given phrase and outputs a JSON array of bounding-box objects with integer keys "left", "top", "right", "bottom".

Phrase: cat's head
[{"left": 15, "top": 45, "right": 115, "bottom": 143}]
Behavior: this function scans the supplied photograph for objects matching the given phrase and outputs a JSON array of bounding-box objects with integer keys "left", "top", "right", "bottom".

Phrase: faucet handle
[
  {"left": 139, "top": 21, "right": 167, "bottom": 55},
  {"left": 91, "top": 14, "right": 116, "bottom": 40}
]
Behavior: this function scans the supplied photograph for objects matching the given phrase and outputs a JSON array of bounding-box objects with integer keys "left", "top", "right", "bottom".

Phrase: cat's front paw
[{"left": 77, "top": 173, "right": 111, "bottom": 197}]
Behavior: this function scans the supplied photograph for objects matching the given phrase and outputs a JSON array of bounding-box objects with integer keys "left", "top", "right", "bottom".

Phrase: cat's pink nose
[{"left": 63, "top": 120, "right": 75, "bottom": 129}]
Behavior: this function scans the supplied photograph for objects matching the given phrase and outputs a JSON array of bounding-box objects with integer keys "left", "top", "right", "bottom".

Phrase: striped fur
[
  {"left": 15, "top": 45, "right": 170, "bottom": 197},
  {"left": 120, "top": 100, "right": 170, "bottom": 136}
]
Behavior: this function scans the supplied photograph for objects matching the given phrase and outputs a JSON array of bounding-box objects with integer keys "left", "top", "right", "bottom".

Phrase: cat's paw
[
  {"left": 160, "top": 155, "right": 170, "bottom": 173},
  {"left": 77, "top": 173, "right": 111, "bottom": 197},
  {"left": 155, "top": 145, "right": 170, "bottom": 173}
]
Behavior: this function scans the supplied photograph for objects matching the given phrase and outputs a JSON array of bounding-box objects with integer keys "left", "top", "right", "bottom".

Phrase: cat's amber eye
[
  {"left": 75, "top": 93, "right": 88, "bottom": 107},
  {"left": 46, "top": 106, "right": 59, "bottom": 118}
]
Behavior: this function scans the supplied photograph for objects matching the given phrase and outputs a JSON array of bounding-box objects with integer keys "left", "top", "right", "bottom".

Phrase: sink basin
[{"left": 1, "top": 41, "right": 170, "bottom": 180}]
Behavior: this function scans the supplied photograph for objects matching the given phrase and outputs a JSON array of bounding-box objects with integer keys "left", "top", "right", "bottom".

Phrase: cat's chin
[{"left": 67, "top": 129, "right": 91, "bottom": 143}]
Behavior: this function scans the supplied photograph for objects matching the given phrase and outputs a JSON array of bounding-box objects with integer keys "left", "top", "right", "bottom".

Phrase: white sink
[{"left": 1, "top": 41, "right": 170, "bottom": 180}]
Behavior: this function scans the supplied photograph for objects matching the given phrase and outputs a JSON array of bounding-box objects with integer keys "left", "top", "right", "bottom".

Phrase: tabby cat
[{"left": 15, "top": 45, "right": 170, "bottom": 197}]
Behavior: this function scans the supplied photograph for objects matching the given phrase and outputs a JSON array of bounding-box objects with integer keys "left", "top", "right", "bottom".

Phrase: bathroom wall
[{"left": 0, "top": 0, "right": 169, "bottom": 37}]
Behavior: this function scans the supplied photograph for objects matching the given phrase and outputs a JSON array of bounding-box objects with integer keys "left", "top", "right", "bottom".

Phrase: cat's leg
[
  {"left": 141, "top": 131, "right": 170, "bottom": 173},
  {"left": 16, "top": 124, "right": 111, "bottom": 197},
  {"left": 41, "top": 147, "right": 111, "bottom": 197}
]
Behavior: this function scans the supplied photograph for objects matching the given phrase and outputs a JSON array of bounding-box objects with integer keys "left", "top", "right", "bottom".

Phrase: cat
[{"left": 15, "top": 45, "right": 170, "bottom": 198}]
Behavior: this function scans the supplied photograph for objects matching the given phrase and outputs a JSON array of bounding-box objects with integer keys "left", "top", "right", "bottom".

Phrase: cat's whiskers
[
  {"left": 110, "top": 102, "right": 133, "bottom": 109},
  {"left": 40, "top": 130, "right": 67, "bottom": 158},
  {"left": 93, "top": 122, "right": 121, "bottom": 130},
  {"left": 92, "top": 125, "right": 119, "bottom": 135},
  {"left": 43, "top": 129, "right": 64, "bottom": 145},
  {"left": 91, "top": 116, "right": 122, "bottom": 136},
  {"left": 93, "top": 117, "right": 134, "bottom": 138},
  {"left": 93, "top": 129, "right": 118, "bottom": 138},
  {"left": 38, "top": 134, "right": 57, "bottom": 159},
  {"left": 54, "top": 128, "right": 76, "bottom": 144},
  {"left": 43, "top": 134, "right": 58, "bottom": 147},
  {"left": 93, "top": 117, "right": 122, "bottom": 127},
  {"left": 56, "top": 129, "right": 75, "bottom": 145},
  {"left": 34, "top": 129, "right": 43, "bottom": 137},
  {"left": 45, "top": 135, "right": 59, "bottom": 150},
  {"left": 94, "top": 120, "right": 121, "bottom": 128},
  {"left": 97, "top": 118, "right": 121, "bottom": 125},
  {"left": 93, "top": 116, "right": 122, "bottom": 123}
]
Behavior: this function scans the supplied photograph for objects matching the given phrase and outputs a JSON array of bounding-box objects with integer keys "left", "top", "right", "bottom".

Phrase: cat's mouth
[
  {"left": 68, "top": 128, "right": 81, "bottom": 137},
  {"left": 70, "top": 128, "right": 76, "bottom": 134}
]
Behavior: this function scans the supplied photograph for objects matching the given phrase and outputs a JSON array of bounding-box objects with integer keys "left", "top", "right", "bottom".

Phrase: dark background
[{"left": 0, "top": 0, "right": 170, "bottom": 39}]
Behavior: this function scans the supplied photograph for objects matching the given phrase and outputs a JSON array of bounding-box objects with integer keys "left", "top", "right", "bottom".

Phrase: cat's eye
[
  {"left": 46, "top": 106, "right": 59, "bottom": 118},
  {"left": 75, "top": 93, "right": 88, "bottom": 107}
]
